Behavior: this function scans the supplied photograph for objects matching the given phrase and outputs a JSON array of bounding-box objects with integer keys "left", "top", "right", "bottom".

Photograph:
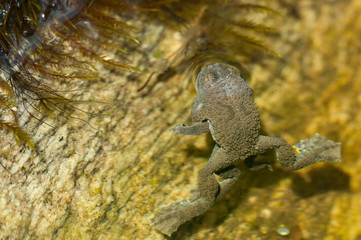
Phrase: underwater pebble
[
  {"left": 260, "top": 226, "right": 268, "bottom": 234},
  {"left": 277, "top": 225, "right": 290, "bottom": 236},
  {"left": 260, "top": 208, "right": 272, "bottom": 219},
  {"left": 248, "top": 195, "right": 258, "bottom": 204}
]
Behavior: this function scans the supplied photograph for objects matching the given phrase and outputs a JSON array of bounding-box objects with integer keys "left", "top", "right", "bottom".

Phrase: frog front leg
[{"left": 170, "top": 121, "right": 209, "bottom": 136}]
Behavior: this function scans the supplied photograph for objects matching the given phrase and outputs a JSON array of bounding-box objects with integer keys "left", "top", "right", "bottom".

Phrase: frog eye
[
  {"left": 204, "top": 74, "right": 213, "bottom": 84},
  {"left": 204, "top": 73, "right": 219, "bottom": 85}
]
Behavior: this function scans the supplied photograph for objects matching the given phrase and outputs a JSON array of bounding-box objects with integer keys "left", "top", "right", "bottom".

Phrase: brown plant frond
[
  {"left": 227, "top": 19, "right": 276, "bottom": 32},
  {"left": 85, "top": 8, "right": 139, "bottom": 31},
  {"left": 224, "top": 30, "right": 280, "bottom": 57},
  {"left": 0, "top": 120, "right": 34, "bottom": 150},
  {"left": 0, "top": 80, "right": 14, "bottom": 99},
  {"left": 231, "top": 3, "right": 282, "bottom": 16}
]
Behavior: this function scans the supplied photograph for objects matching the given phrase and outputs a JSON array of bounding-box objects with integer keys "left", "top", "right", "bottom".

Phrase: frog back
[{"left": 207, "top": 84, "right": 261, "bottom": 156}]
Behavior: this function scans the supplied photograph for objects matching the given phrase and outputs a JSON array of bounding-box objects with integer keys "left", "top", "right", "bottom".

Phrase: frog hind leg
[
  {"left": 215, "top": 164, "right": 241, "bottom": 197},
  {"left": 154, "top": 145, "right": 240, "bottom": 236},
  {"left": 255, "top": 135, "right": 341, "bottom": 171}
]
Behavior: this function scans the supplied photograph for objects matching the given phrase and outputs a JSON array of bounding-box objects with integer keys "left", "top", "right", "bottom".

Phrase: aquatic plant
[
  {"left": 0, "top": 0, "right": 140, "bottom": 148},
  {"left": 136, "top": 0, "right": 280, "bottom": 77}
]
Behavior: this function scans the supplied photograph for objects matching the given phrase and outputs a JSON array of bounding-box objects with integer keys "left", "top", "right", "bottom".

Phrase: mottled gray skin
[{"left": 154, "top": 63, "right": 333, "bottom": 236}]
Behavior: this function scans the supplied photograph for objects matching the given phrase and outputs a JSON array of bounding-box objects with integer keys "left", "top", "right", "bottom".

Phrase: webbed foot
[
  {"left": 169, "top": 124, "right": 185, "bottom": 136},
  {"left": 294, "top": 133, "right": 341, "bottom": 163},
  {"left": 154, "top": 200, "right": 188, "bottom": 236},
  {"left": 256, "top": 134, "right": 341, "bottom": 171},
  {"left": 154, "top": 197, "right": 206, "bottom": 237}
]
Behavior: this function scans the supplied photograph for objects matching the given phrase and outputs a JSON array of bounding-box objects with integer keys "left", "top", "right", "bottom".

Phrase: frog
[{"left": 154, "top": 63, "right": 341, "bottom": 236}]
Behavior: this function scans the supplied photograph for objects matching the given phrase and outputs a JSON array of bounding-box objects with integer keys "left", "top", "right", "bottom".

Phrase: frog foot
[
  {"left": 169, "top": 124, "right": 185, "bottom": 136},
  {"left": 154, "top": 195, "right": 208, "bottom": 236},
  {"left": 153, "top": 199, "right": 190, "bottom": 236}
]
